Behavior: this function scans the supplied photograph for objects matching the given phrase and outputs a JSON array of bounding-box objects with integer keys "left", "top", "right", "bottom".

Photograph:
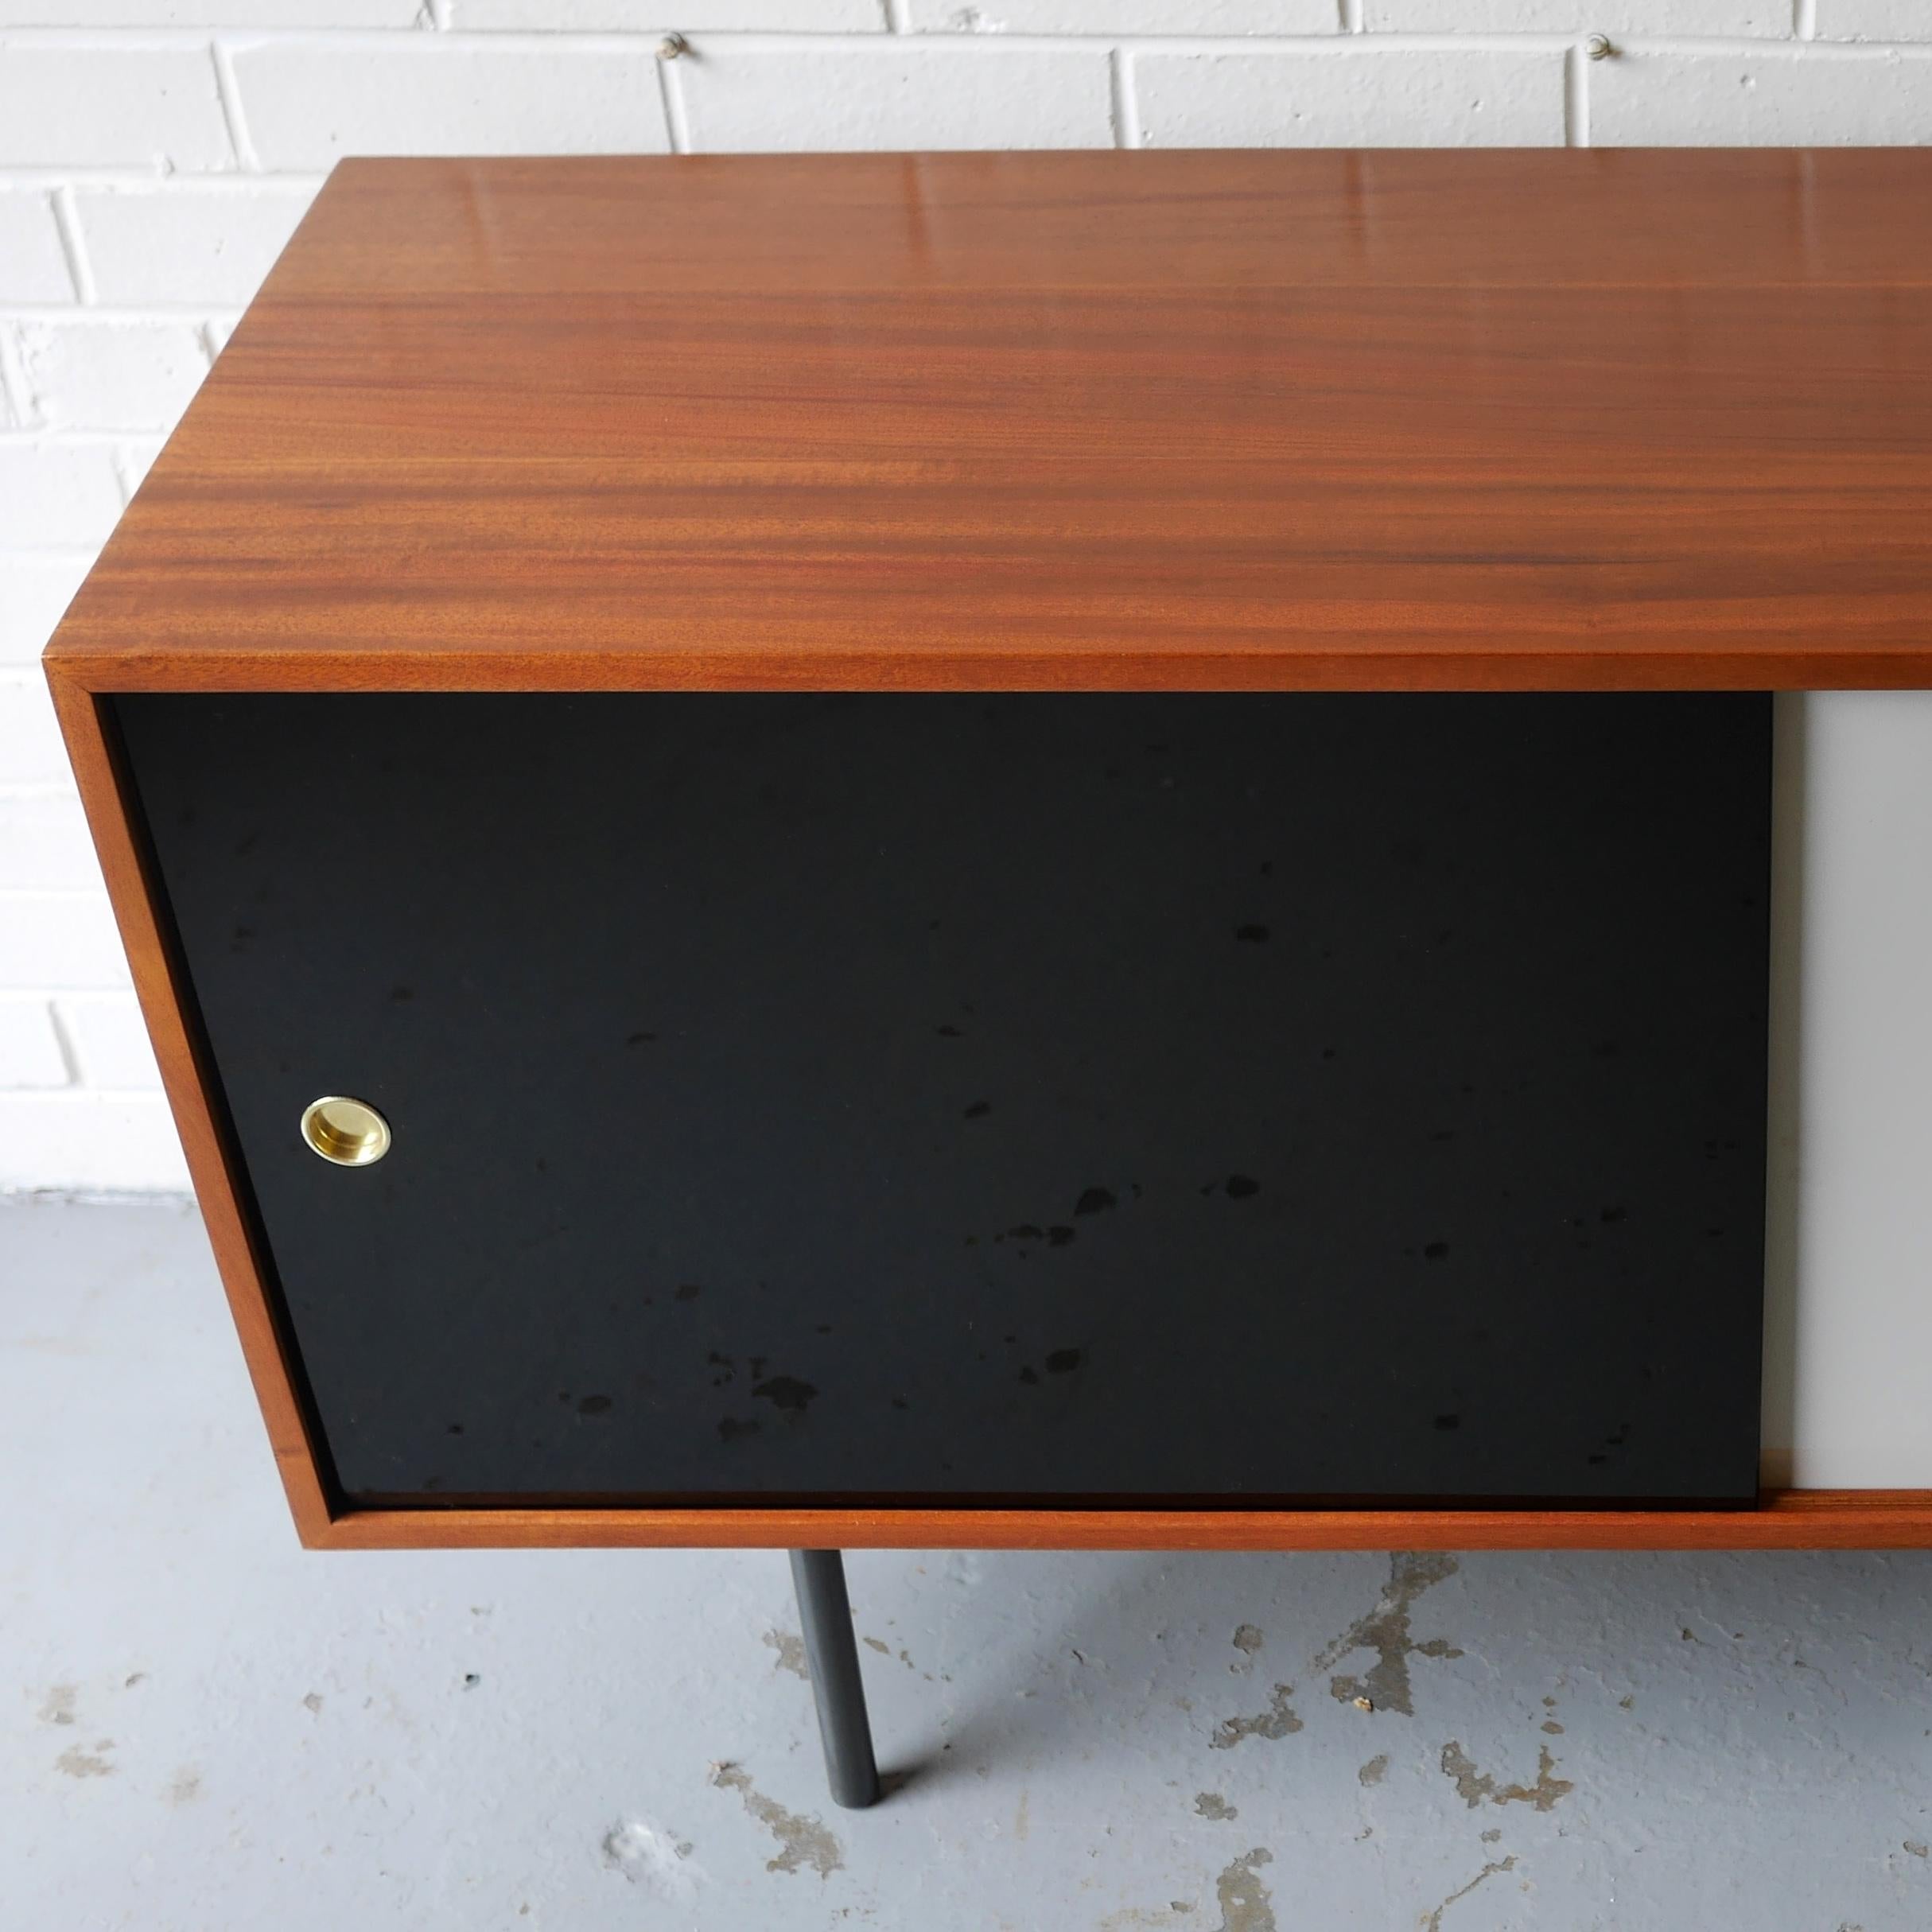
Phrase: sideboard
[{"left": 43, "top": 147, "right": 1932, "bottom": 1804}]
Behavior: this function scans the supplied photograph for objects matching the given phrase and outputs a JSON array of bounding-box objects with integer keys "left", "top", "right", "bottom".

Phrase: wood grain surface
[{"left": 44, "top": 149, "right": 1932, "bottom": 694}]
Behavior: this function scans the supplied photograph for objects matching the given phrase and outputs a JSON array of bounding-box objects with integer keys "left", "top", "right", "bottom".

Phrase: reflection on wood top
[{"left": 45, "top": 149, "right": 1932, "bottom": 692}]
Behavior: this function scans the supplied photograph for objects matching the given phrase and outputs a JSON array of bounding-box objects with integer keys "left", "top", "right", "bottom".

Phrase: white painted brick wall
[
  {"left": 1366, "top": 2, "right": 1785, "bottom": 28},
  {"left": 0, "top": 447, "right": 125, "bottom": 549},
  {"left": 0, "top": 3, "right": 419, "bottom": 21},
  {"left": 1133, "top": 42, "right": 1565, "bottom": 146},
  {"left": 0, "top": 190, "right": 72, "bottom": 302},
  {"left": 458, "top": 2, "right": 880, "bottom": 25},
  {"left": 2, "top": 0, "right": 1929, "bottom": 1188},
  {"left": 1815, "top": 1, "right": 1932, "bottom": 39},
  {"left": 678, "top": 40, "right": 1115, "bottom": 150},
  {"left": 16, "top": 320, "right": 212, "bottom": 429},
  {"left": 0, "top": 42, "right": 234, "bottom": 169},
  {"left": 0, "top": 892, "right": 130, "bottom": 989},
  {"left": 1592, "top": 44, "right": 1932, "bottom": 144},
  {"left": 0, "top": 993, "right": 67, "bottom": 1087},
  {"left": 75, "top": 182, "right": 315, "bottom": 305},
  {"left": 56, "top": 992, "right": 163, "bottom": 1089},
  {"left": 230, "top": 37, "right": 674, "bottom": 168},
  {"left": 0, "top": 1093, "right": 189, "bottom": 1188},
  {"left": 0, "top": 674, "right": 67, "bottom": 785},
  {"left": 903, "top": 2, "right": 1338, "bottom": 29},
  {"left": 0, "top": 793, "right": 97, "bottom": 888}
]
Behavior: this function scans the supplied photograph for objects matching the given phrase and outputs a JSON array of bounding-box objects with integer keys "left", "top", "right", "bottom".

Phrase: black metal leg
[{"left": 788, "top": 1548, "right": 881, "bottom": 1809}]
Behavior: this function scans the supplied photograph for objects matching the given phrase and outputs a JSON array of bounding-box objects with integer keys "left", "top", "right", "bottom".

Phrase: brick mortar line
[
  {"left": 0, "top": 308, "right": 247, "bottom": 322},
  {"left": 1565, "top": 41, "right": 1587, "bottom": 148},
  {"left": 0, "top": 426, "right": 189, "bottom": 446},
  {"left": 41, "top": 1000, "right": 84, "bottom": 1089},
  {"left": 658, "top": 48, "right": 692, "bottom": 154},
  {"left": 0, "top": 1089, "right": 171, "bottom": 1100},
  {"left": 111, "top": 447, "right": 146, "bottom": 507},
  {"left": 0, "top": 174, "right": 326, "bottom": 190},
  {"left": 16, "top": 29, "right": 1917, "bottom": 52},
  {"left": 210, "top": 40, "right": 260, "bottom": 173},
  {"left": 0, "top": 1023, "right": 140, "bottom": 1036},
  {"left": 1107, "top": 47, "right": 1139, "bottom": 148},
  {"left": 47, "top": 187, "right": 95, "bottom": 306},
  {"left": 1023, "top": 35, "right": 1906, "bottom": 53},
  {"left": 0, "top": 441, "right": 189, "bottom": 461},
  {"left": 20, "top": 37, "right": 1917, "bottom": 82},
  {"left": 3, "top": 26, "right": 901, "bottom": 46},
  {"left": 3, "top": 22, "right": 1926, "bottom": 52},
  {"left": 0, "top": 327, "right": 33, "bottom": 433},
  {"left": 0, "top": 1190, "right": 196, "bottom": 1203}
]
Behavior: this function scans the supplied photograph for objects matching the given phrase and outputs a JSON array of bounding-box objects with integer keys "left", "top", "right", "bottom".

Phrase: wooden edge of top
[
  {"left": 37, "top": 646, "right": 1932, "bottom": 696},
  {"left": 308, "top": 1492, "right": 1932, "bottom": 1554},
  {"left": 43, "top": 661, "right": 337, "bottom": 1547}
]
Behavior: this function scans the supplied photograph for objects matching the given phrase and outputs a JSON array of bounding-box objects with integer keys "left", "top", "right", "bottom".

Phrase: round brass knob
[{"left": 300, "top": 1095, "right": 391, "bottom": 1167}]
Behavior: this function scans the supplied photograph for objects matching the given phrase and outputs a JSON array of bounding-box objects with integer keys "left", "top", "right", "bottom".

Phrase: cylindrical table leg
[{"left": 788, "top": 1548, "right": 882, "bottom": 1810}]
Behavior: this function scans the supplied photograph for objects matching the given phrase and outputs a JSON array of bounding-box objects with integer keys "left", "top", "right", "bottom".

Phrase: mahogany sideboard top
[
  {"left": 41, "top": 146, "right": 1932, "bottom": 697},
  {"left": 41, "top": 151, "right": 1932, "bottom": 1553}
]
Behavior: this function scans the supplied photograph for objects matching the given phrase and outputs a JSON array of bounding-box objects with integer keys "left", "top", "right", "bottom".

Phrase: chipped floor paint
[
  {"left": 1211, "top": 1848, "right": 1276, "bottom": 1932},
  {"left": 9, "top": 1199, "right": 1932, "bottom": 1930},
  {"left": 762, "top": 1629, "right": 809, "bottom": 1680},
  {"left": 1439, "top": 1740, "right": 1576, "bottom": 1813},
  {"left": 1211, "top": 1682, "right": 1304, "bottom": 1751},
  {"left": 709, "top": 1763, "right": 843, "bottom": 1878},
  {"left": 1311, "top": 1551, "right": 1464, "bottom": 1716},
  {"left": 1422, "top": 1855, "right": 1518, "bottom": 1932}
]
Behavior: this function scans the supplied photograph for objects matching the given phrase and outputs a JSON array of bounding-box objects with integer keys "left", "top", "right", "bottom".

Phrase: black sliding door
[{"left": 115, "top": 694, "right": 1771, "bottom": 1509}]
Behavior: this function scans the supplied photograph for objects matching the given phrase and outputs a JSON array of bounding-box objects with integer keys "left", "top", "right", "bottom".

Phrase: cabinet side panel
[{"left": 60, "top": 683, "right": 337, "bottom": 1541}]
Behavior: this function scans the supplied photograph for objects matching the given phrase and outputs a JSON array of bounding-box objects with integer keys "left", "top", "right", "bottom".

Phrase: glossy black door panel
[{"left": 114, "top": 694, "right": 1771, "bottom": 1508}]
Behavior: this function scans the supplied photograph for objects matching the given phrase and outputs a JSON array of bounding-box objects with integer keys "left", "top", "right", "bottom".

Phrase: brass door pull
[{"left": 300, "top": 1096, "right": 391, "bottom": 1167}]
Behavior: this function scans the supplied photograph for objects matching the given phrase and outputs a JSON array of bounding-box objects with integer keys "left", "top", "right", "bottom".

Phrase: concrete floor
[{"left": 4, "top": 1201, "right": 1931, "bottom": 1931}]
